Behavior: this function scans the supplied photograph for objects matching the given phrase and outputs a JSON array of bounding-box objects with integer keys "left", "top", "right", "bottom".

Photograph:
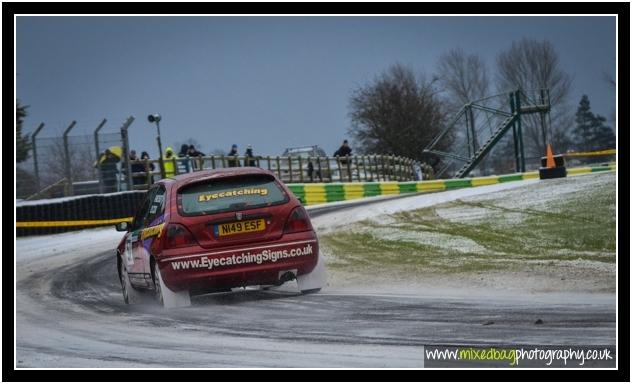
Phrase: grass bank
[{"left": 320, "top": 172, "right": 616, "bottom": 278}]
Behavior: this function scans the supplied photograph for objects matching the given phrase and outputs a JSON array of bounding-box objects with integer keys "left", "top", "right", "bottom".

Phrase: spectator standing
[
  {"left": 307, "top": 161, "right": 315, "bottom": 181},
  {"left": 333, "top": 139, "right": 353, "bottom": 180},
  {"left": 244, "top": 144, "right": 257, "bottom": 167},
  {"left": 129, "top": 150, "right": 146, "bottom": 187},
  {"left": 187, "top": 144, "right": 205, "bottom": 157},
  {"left": 187, "top": 144, "right": 206, "bottom": 171},
  {"left": 98, "top": 149, "right": 120, "bottom": 192},
  {"left": 227, "top": 144, "right": 240, "bottom": 167},
  {"left": 333, "top": 139, "right": 352, "bottom": 158},
  {"left": 177, "top": 144, "right": 191, "bottom": 173},
  {"left": 162, "top": 147, "right": 178, "bottom": 177},
  {"left": 140, "top": 151, "right": 156, "bottom": 186},
  {"left": 178, "top": 144, "right": 190, "bottom": 157}
]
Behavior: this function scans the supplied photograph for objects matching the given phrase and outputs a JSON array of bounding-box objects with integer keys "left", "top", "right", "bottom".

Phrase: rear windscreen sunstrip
[{"left": 178, "top": 175, "right": 288, "bottom": 215}]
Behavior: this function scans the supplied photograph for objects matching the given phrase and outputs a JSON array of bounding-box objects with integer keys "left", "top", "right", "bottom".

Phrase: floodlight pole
[{"left": 120, "top": 116, "right": 135, "bottom": 191}]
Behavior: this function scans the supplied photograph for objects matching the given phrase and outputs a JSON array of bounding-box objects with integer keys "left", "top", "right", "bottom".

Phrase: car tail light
[
  {"left": 164, "top": 223, "right": 197, "bottom": 249},
  {"left": 284, "top": 206, "right": 312, "bottom": 234}
]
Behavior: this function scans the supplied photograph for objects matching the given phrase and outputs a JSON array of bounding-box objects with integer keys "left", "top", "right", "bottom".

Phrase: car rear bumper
[{"left": 156, "top": 231, "right": 319, "bottom": 292}]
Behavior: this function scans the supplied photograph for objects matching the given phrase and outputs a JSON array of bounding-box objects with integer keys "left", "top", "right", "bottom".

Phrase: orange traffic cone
[
  {"left": 539, "top": 143, "right": 567, "bottom": 179},
  {"left": 545, "top": 144, "right": 555, "bottom": 168}
]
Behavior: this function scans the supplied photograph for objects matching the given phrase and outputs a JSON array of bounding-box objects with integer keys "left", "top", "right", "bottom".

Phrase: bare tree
[
  {"left": 348, "top": 63, "right": 450, "bottom": 163},
  {"left": 436, "top": 49, "right": 494, "bottom": 173},
  {"left": 496, "top": 38, "right": 573, "bottom": 157},
  {"left": 38, "top": 136, "right": 102, "bottom": 187},
  {"left": 437, "top": 48, "right": 490, "bottom": 110}
]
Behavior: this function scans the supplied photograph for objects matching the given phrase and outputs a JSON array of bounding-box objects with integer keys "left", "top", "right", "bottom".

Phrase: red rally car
[{"left": 115, "top": 167, "right": 326, "bottom": 308}]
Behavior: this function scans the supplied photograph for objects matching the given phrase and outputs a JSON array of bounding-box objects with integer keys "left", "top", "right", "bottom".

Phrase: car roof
[
  {"left": 283, "top": 147, "right": 325, "bottom": 155},
  {"left": 160, "top": 167, "right": 276, "bottom": 188},
  {"left": 284, "top": 145, "right": 321, "bottom": 152}
]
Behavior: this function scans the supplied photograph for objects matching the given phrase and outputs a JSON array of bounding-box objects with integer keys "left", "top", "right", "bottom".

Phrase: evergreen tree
[
  {"left": 572, "top": 95, "right": 594, "bottom": 151},
  {"left": 16, "top": 99, "right": 31, "bottom": 163},
  {"left": 592, "top": 115, "right": 616, "bottom": 150},
  {"left": 573, "top": 95, "right": 616, "bottom": 151},
  {"left": 571, "top": 95, "right": 616, "bottom": 151}
]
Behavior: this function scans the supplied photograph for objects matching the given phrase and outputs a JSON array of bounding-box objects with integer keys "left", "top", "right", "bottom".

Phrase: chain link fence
[{"left": 16, "top": 121, "right": 124, "bottom": 200}]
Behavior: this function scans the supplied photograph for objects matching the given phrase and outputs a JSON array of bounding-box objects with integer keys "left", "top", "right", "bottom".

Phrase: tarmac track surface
[{"left": 16, "top": 189, "right": 616, "bottom": 368}]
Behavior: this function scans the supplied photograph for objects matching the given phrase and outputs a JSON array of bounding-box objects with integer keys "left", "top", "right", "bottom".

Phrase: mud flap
[
  {"left": 155, "top": 265, "right": 191, "bottom": 308},
  {"left": 296, "top": 256, "right": 327, "bottom": 293}
]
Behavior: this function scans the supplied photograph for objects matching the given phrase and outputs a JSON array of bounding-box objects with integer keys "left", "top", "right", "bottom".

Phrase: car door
[
  {"left": 124, "top": 187, "right": 158, "bottom": 287},
  {"left": 138, "top": 185, "right": 167, "bottom": 279}
]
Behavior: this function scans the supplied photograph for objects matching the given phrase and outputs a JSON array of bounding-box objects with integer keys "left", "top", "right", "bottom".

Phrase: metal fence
[
  {"left": 127, "top": 154, "right": 424, "bottom": 190},
  {"left": 16, "top": 119, "right": 125, "bottom": 200},
  {"left": 16, "top": 122, "right": 426, "bottom": 200},
  {"left": 123, "top": 151, "right": 614, "bottom": 192}
]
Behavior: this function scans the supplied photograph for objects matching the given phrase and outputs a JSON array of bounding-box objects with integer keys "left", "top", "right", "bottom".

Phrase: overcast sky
[{"left": 16, "top": 16, "right": 616, "bottom": 159}]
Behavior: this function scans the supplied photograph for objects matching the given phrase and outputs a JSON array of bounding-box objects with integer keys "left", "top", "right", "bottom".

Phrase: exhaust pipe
[{"left": 278, "top": 270, "right": 297, "bottom": 285}]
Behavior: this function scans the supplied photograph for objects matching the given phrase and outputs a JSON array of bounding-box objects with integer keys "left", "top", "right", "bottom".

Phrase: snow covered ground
[
  {"left": 319, "top": 172, "right": 616, "bottom": 296},
  {"left": 309, "top": 179, "right": 541, "bottom": 234},
  {"left": 15, "top": 226, "right": 122, "bottom": 264},
  {"left": 14, "top": 173, "right": 617, "bottom": 368}
]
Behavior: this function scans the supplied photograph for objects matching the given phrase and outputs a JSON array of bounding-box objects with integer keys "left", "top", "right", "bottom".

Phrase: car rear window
[{"left": 178, "top": 174, "right": 289, "bottom": 215}]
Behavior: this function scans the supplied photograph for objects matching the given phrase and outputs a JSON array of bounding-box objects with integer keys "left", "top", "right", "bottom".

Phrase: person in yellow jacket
[{"left": 162, "top": 147, "right": 178, "bottom": 177}]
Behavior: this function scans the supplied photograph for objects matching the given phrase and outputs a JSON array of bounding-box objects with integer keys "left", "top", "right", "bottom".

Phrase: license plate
[{"left": 216, "top": 219, "right": 266, "bottom": 237}]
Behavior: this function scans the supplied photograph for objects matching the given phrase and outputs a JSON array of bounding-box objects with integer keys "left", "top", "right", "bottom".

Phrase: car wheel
[
  {"left": 119, "top": 259, "right": 141, "bottom": 304},
  {"left": 153, "top": 262, "right": 164, "bottom": 306},
  {"left": 153, "top": 262, "right": 191, "bottom": 308}
]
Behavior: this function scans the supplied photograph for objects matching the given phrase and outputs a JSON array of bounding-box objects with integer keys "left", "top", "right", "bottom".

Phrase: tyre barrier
[
  {"left": 540, "top": 154, "right": 566, "bottom": 168},
  {"left": 16, "top": 191, "right": 147, "bottom": 237},
  {"left": 539, "top": 154, "right": 568, "bottom": 180},
  {"left": 286, "top": 163, "right": 616, "bottom": 206},
  {"left": 539, "top": 166, "right": 568, "bottom": 179}
]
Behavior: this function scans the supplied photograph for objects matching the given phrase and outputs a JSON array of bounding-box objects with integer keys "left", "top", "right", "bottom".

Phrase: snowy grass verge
[{"left": 320, "top": 172, "right": 615, "bottom": 292}]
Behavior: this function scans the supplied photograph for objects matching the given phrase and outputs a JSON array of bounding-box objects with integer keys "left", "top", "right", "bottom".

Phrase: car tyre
[
  {"left": 120, "top": 259, "right": 142, "bottom": 304},
  {"left": 153, "top": 262, "right": 191, "bottom": 308}
]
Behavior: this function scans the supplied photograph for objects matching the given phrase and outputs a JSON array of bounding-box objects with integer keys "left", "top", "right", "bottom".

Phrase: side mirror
[
  {"left": 115, "top": 221, "right": 129, "bottom": 232},
  {"left": 297, "top": 196, "right": 304, "bottom": 204}
]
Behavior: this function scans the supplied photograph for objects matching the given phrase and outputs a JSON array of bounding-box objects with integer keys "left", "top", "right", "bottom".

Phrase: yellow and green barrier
[
  {"left": 287, "top": 163, "right": 616, "bottom": 206},
  {"left": 16, "top": 163, "right": 615, "bottom": 235},
  {"left": 566, "top": 162, "right": 616, "bottom": 175}
]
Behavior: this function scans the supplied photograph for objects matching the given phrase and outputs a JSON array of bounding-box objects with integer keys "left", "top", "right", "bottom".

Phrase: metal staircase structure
[{"left": 423, "top": 89, "right": 551, "bottom": 178}]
